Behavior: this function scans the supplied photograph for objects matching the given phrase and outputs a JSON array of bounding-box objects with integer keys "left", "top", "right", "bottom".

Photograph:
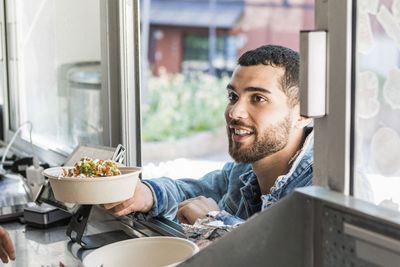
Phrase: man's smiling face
[{"left": 225, "top": 64, "right": 297, "bottom": 163}]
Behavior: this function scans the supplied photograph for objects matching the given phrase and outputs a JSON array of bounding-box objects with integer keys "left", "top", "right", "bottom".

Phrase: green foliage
[{"left": 142, "top": 70, "right": 229, "bottom": 142}]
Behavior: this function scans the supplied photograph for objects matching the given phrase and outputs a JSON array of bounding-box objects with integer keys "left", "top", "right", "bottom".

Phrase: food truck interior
[{"left": 0, "top": 0, "right": 400, "bottom": 266}]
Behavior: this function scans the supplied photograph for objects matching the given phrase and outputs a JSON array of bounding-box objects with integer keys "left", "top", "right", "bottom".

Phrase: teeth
[{"left": 234, "top": 129, "right": 251, "bottom": 136}]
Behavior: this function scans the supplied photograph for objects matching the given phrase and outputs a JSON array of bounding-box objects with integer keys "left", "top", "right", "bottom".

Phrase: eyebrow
[{"left": 226, "top": 84, "right": 272, "bottom": 94}]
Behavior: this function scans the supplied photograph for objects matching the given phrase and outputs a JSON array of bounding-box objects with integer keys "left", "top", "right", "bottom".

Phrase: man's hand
[
  {"left": 177, "top": 196, "right": 220, "bottom": 225},
  {"left": 0, "top": 226, "right": 15, "bottom": 263},
  {"left": 100, "top": 181, "right": 154, "bottom": 216}
]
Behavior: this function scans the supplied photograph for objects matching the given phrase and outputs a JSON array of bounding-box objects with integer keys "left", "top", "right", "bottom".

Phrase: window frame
[
  {"left": 312, "top": 0, "right": 354, "bottom": 195},
  {"left": 0, "top": 0, "right": 141, "bottom": 167}
]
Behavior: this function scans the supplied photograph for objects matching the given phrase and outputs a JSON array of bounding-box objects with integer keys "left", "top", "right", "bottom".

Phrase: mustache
[{"left": 228, "top": 120, "right": 256, "bottom": 132}]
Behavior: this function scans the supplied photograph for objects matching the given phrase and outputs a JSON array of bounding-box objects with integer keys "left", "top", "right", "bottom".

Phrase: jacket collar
[
  {"left": 269, "top": 126, "right": 314, "bottom": 194},
  {"left": 238, "top": 126, "right": 314, "bottom": 215}
]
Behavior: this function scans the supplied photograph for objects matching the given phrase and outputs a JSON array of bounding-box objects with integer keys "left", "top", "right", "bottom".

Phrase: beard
[{"left": 227, "top": 114, "right": 292, "bottom": 163}]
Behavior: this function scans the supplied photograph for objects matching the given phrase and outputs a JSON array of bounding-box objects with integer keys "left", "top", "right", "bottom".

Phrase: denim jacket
[{"left": 143, "top": 127, "right": 313, "bottom": 222}]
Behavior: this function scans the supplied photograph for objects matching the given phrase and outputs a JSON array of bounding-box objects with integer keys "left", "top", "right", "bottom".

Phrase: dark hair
[{"left": 238, "top": 45, "right": 299, "bottom": 107}]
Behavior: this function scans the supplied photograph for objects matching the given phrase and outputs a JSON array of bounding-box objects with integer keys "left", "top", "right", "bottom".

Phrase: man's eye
[
  {"left": 228, "top": 92, "right": 238, "bottom": 102},
  {"left": 253, "top": 95, "right": 267, "bottom": 103}
]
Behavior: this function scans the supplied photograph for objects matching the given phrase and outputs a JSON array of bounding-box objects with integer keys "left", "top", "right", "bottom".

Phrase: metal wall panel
[{"left": 313, "top": 0, "right": 353, "bottom": 194}]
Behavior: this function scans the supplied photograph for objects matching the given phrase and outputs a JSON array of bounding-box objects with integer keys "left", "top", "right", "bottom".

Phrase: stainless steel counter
[
  {"left": 1, "top": 206, "right": 132, "bottom": 267},
  {"left": 0, "top": 174, "right": 129, "bottom": 267},
  {"left": 0, "top": 173, "right": 184, "bottom": 267},
  {"left": 2, "top": 221, "right": 82, "bottom": 266},
  {"left": 1, "top": 174, "right": 80, "bottom": 266}
]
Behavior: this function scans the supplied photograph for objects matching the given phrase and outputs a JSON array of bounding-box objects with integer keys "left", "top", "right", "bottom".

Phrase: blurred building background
[{"left": 141, "top": 0, "right": 314, "bottom": 77}]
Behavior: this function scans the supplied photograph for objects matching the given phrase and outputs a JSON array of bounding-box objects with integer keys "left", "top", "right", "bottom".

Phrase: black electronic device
[{"left": 23, "top": 203, "right": 72, "bottom": 229}]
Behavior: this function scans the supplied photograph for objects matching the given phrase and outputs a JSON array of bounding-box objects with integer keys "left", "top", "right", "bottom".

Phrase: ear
[
  {"left": 291, "top": 105, "right": 313, "bottom": 129},
  {"left": 297, "top": 116, "right": 313, "bottom": 128}
]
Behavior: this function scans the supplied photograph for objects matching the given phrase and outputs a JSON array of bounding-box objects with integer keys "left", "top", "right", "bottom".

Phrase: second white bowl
[{"left": 83, "top": 236, "right": 199, "bottom": 267}]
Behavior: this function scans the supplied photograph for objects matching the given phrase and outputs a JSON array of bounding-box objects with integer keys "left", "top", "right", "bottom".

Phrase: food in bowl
[
  {"left": 43, "top": 164, "right": 141, "bottom": 204},
  {"left": 62, "top": 157, "right": 121, "bottom": 178}
]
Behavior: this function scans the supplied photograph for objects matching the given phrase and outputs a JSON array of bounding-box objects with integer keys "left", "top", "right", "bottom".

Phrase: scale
[{"left": 23, "top": 202, "right": 71, "bottom": 228}]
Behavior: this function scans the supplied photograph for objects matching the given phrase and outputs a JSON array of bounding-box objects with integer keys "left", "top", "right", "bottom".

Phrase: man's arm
[{"left": 102, "top": 162, "right": 234, "bottom": 220}]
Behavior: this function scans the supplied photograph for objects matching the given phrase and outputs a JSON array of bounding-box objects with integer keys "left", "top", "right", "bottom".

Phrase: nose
[{"left": 228, "top": 100, "right": 248, "bottom": 119}]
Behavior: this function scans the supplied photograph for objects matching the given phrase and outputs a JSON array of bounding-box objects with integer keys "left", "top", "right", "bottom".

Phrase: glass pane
[
  {"left": 0, "top": 66, "right": 3, "bottom": 106},
  {"left": 140, "top": 0, "right": 314, "bottom": 179},
  {"left": 5, "top": 0, "right": 103, "bottom": 154},
  {"left": 355, "top": 0, "right": 400, "bottom": 211}
]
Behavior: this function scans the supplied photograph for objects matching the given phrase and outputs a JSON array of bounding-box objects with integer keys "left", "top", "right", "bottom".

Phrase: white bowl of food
[
  {"left": 82, "top": 236, "right": 199, "bottom": 267},
  {"left": 43, "top": 158, "right": 141, "bottom": 204}
]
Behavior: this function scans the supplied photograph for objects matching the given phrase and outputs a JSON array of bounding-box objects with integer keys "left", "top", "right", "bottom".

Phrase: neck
[{"left": 251, "top": 127, "right": 305, "bottom": 195}]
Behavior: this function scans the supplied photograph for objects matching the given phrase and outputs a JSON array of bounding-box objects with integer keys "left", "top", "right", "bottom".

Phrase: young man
[{"left": 102, "top": 45, "right": 313, "bottom": 224}]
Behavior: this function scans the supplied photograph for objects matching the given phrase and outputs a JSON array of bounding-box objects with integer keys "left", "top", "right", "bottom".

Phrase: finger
[
  {"left": 195, "top": 195, "right": 207, "bottom": 201},
  {"left": 0, "top": 247, "right": 9, "bottom": 264},
  {"left": 109, "top": 197, "right": 137, "bottom": 216},
  {"left": 0, "top": 228, "right": 14, "bottom": 261},
  {"left": 177, "top": 214, "right": 190, "bottom": 224},
  {"left": 179, "top": 204, "right": 201, "bottom": 225},
  {"left": 176, "top": 206, "right": 191, "bottom": 224},
  {"left": 101, "top": 200, "right": 125, "bottom": 210},
  {"left": 178, "top": 195, "right": 208, "bottom": 209},
  {"left": 113, "top": 205, "right": 136, "bottom": 217},
  {"left": 206, "top": 197, "right": 220, "bottom": 211},
  {"left": 2, "top": 234, "right": 15, "bottom": 261},
  {"left": 178, "top": 198, "right": 194, "bottom": 209}
]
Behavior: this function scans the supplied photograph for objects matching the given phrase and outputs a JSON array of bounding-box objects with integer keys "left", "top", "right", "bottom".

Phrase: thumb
[{"left": 176, "top": 209, "right": 190, "bottom": 224}]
